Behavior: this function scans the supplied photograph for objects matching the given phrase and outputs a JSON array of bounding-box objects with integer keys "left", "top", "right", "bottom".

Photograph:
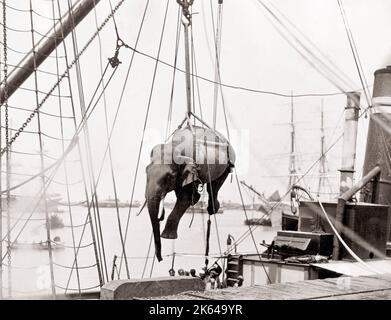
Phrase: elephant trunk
[{"left": 147, "top": 196, "right": 164, "bottom": 262}]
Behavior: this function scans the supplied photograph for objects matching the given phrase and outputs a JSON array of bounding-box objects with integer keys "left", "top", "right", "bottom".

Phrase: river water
[{"left": 1, "top": 206, "right": 278, "bottom": 298}]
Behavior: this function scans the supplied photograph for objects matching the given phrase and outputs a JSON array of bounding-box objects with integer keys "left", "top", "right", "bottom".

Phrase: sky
[{"left": 1, "top": 0, "right": 391, "bottom": 205}]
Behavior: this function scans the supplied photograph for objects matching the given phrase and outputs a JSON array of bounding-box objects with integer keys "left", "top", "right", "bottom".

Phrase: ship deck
[{"left": 142, "top": 273, "right": 391, "bottom": 300}]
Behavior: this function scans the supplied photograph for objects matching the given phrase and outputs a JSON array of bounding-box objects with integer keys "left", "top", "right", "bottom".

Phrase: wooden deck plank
[
  {"left": 148, "top": 274, "right": 391, "bottom": 300},
  {"left": 317, "top": 289, "right": 391, "bottom": 300}
]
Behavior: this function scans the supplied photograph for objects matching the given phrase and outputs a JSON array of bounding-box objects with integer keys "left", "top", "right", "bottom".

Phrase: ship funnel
[
  {"left": 361, "top": 66, "right": 391, "bottom": 241},
  {"left": 372, "top": 65, "right": 391, "bottom": 106},
  {"left": 361, "top": 66, "right": 391, "bottom": 202}
]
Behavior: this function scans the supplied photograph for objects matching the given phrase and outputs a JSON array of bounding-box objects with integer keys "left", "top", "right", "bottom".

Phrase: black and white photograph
[{"left": 0, "top": 0, "right": 391, "bottom": 306}]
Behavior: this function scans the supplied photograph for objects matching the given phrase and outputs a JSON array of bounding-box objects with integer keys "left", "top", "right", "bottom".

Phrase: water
[{"left": 0, "top": 207, "right": 278, "bottom": 297}]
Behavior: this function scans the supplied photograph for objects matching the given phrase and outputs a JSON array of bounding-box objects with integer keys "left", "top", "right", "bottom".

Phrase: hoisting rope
[
  {"left": 0, "top": 0, "right": 126, "bottom": 157},
  {"left": 165, "top": 6, "right": 182, "bottom": 147}
]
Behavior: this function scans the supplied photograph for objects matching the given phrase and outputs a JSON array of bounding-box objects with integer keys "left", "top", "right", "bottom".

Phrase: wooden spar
[{"left": 0, "top": 0, "right": 101, "bottom": 105}]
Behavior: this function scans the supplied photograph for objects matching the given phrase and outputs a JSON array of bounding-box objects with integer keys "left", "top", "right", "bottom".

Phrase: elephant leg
[
  {"left": 207, "top": 167, "right": 231, "bottom": 215},
  {"left": 161, "top": 183, "right": 201, "bottom": 239}
]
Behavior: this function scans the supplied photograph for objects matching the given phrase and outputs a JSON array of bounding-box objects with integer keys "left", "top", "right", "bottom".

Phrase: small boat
[
  {"left": 36, "top": 237, "right": 65, "bottom": 250},
  {"left": 11, "top": 236, "right": 65, "bottom": 250}
]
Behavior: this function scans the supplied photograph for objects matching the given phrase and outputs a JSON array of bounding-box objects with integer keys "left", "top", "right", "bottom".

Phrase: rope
[
  {"left": 51, "top": 0, "right": 81, "bottom": 295},
  {"left": 336, "top": 0, "right": 371, "bottom": 107},
  {"left": 1, "top": 59, "right": 120, "bottom": 267},
  {"left": 121, "top": 45, "right": 359, "bottom": 99},
  {"left": 0, "top": 40, "right": 66, "bottom": 59},
  {"left": 317, "top": 199, "right": 381, "bottom": 274},
  {"left": 0, "top": 0, "right": 61, "bottom": 21},
  {"left": 119, "top": 0, "right": 169, "bottom": 274},
  {"left": 0, "top": 0, "right": 126, "bottom": 157},
  {"left": 255, "top": 0, "right": 357, "bottom": 95},
  {"left": 225, "top": 104, "right": 371, "bottom": 253},
  {"left": 57, "top": 6, "right": 150, "bottom": 288},
  {"left": 4, "top": 104, "right": 74, "bottom": 119},
  {"left": 141, "top": 231, "right": 154, "bottom": 279},
  {"left": 29, "top": 1, "right": 57, "bottom": 296},
  {"left": 66, "top": 0, "right": 108, "bottom": 284},
  {"left": 53, "top": 262, "right": 97, "bottom": 270},
  {"left": 165, "top": 5, "right": 182, "bottom": 139},
  {"left": 93, "top": 2, "right": 130, "bottom": 280}
]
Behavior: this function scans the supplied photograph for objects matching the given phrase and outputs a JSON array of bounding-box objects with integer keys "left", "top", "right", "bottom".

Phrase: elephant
[{"left": 144, "top": 125, "right": 235, "bottom": 261}]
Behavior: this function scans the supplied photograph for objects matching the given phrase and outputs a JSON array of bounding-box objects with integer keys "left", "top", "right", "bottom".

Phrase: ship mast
[
  {"left": 288, "top": 93, "right": 298, "bottom": 189},
  {"left": 317, "top": 100, "right": 329, "bottom": 198}
]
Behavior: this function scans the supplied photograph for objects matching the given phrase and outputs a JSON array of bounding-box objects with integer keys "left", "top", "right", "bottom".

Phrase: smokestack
[
  {"left": 361, "top": 66, "right": 391, "bottom": 240},
  {"left": 339, "top": 92, "right": 360, "bottom": 195},
  {"left": 361, "top": 66, "right": 391, "bottom": 204}
]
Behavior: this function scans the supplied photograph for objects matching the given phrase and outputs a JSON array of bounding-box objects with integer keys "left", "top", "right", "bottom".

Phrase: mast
[
  {"left": 0, "top": 0, "right": 101, "bottom": 104},
  {"left": 288, "top": 93, "right": 297, "bottom": 189},
  {"left": 317, "top": 100, "right": 328, "bottom": 198}
]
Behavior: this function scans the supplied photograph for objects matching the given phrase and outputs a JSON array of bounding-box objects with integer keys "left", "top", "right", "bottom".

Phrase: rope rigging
[
  {"left": 0, "top": 0, "right": 126, "bottom": 157},
  {"left": 51, "top": 0, "right": 81, "bottom": 295},
  {"left": 29, "top": 0, "right": 56, "bottom": 296},
  {"left": 336, "top": 0, "right": 372, "bottom": 108},
  {"left": 93, "top": 0, "right": 130, "bottom": 280},
  {"left": 118, "top": 0, "right": 169, "bottom": 275}
]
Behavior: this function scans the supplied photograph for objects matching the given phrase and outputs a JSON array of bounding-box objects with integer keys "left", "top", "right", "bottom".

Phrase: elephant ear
[
  {"left": 181, "top": 162, "right": 200, "bottom": 187},
  {"left": 150, "top": 144, "right": 166, "bottom": 164}
]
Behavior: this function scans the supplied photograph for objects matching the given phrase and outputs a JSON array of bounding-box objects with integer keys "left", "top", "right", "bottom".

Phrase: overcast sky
[{"left": 2, "top": 0, "right": 391, "bottom": 204}]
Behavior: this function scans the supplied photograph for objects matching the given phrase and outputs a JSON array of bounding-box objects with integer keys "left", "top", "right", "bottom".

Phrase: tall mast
[
  {"left": 0, "top": 0, "right": 101, "bottom": 104},
  {"left": 288, "top": 92, "right": 297, "bottom": 189},
  {"left": 317, "top": 100, "right": 328, "bottom": 198}
]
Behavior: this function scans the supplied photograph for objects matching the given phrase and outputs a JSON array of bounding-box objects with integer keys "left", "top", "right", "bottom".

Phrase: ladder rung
[
  {"left": 228, "top": 261, "right": 239, "bottom": 265},
  {"left": 227, "top": 278, "right": 239, "bottom": 282},
  {"left": 227, "top": 270, "right": 238, "bottom": 273}
]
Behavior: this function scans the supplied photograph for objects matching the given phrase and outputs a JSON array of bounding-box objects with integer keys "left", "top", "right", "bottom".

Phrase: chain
[
  {"left": 2, "top": 0, "right": 11, "bottom": 294},
  {"left": 0, "top": 0, "right": 126, "bottom": 157}
]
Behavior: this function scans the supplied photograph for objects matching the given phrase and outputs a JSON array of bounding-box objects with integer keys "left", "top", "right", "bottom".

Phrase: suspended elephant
[{"left": 144, "top": 125, "right": 235, "bottom": 261}]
